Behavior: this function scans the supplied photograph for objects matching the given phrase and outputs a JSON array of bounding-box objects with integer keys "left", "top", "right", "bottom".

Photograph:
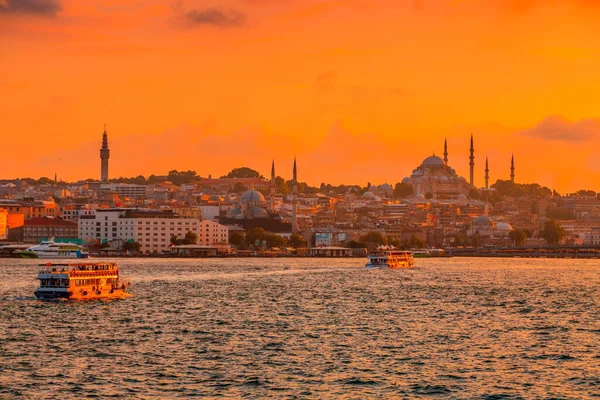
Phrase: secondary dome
[
  {"left": 421, "top": 155, "right": 446, "bottom": 167},
  {"left": 496, "top": 222, "right": 514, "bottom": 232},
  {"left": 240, "top": 190, "right": 265, "bottom": 205},
  {"left": 247, "top": 207, "right": 269, "bottom": 218},
  {"left": 474, "top": 216, "right": 495, "bottom": 227},
  {"left": 362, "top": 191, "right": 376, "bottom": 199}
]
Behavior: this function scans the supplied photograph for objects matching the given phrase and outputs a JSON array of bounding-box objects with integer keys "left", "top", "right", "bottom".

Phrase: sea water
[{"left": 1, "top": 257, "right": 599, "bottom": 398}]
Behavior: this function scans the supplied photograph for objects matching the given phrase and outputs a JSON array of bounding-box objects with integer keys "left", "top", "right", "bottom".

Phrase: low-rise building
[
  {"left": 78, "top": 208, "right": 201, "bottom": 253},
  {"left": 23, "top": 217, "right": 78, "bottom": 243}
]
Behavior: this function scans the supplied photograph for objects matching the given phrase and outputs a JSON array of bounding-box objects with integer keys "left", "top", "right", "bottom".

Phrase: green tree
[
  {"left": 289, "top": 233, "right": 306, "bottom": 248},
  {"left": 184, "top": 231, "right": 198, "bottom": 244},
  {"left": 168, "top": 170, "right": 199, "bottom": 186},
  {"left": 360, "top": 231, "right": 387, "bottom": 249},
  {"left": 229, "top": 232, "right": 245, "bottom": 247},
  {"left": 245, "top": 227, "right": 266, "bottom": 247},
  {"left": 387, "top": 238, "right": 401, "bottom": 248},
  {"left": 233, "top": 182, "right": 246, "bottom": 193},
  {"left": 265, "top": 233, "right": 285, "bottom": 248},
  {"left": 222, "top": 167, "right": 264, "bottom": 179},
  {"left": 468, "top": 188, "right": 481, "bottom": 200},
  {"left": 275, "top": 176, "right": 290, "bottom": 195},
  {"left": 547, "top": 208, "right": 575, "bottom": 220},
  {"left": 404, "top": 234, "right": 425, "bottom": 249},
  {"left": 346, "top": 240, "right": 366, "bottom": 249},
  {"left": 509, "top": 229, "right": 527, "bottom": 247},
  {"left": 123, "top": 241, "right": 141, "bottom": 252},
  {"left": 575, "top": 189, "right": 596, "bottom": 197},
  {"left": 393, "top": 182, "right": 414, "bottom": 198},
  {"left": 539, "top": 219, "right": 566, "bottom": 245}
]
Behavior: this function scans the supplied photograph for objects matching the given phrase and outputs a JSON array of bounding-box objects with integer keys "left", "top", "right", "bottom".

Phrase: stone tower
[
  {"left": 270, "top": 159, "right": 276, "bottom": 212},
  {"left": 510, "top": 154, "right": 515, "bottom": 183},
  {"left": 443, "top": 137, "right": 448, "bottom": 164},
  {"left": 100, "top": 125, "right": 110, "bottom": 182},
  {"left": 292, "top": 157, "right": 298, "bottom": 234},
  {"left": 469, "top": 134, "right": 474, "bottom": 186},
  {"left": 485, "top": 157, "right": 489, "bottom": 190}
]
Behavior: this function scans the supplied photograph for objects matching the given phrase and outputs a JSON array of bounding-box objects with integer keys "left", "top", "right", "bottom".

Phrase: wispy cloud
[
  {"left": 0, "top": 0, "right": 62, "bottom": 17},
  {"left": 185, "top": 7, "right": 246, "bottom": 27},
  {"left": 519, "top": 115, "right": 600, "bottom": 142}
]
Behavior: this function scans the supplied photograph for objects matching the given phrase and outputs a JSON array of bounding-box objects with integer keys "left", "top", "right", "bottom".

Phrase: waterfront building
[
  {"left": 198, "top": 219, "right": 229, "bottom": 246},
  {"left": 23, "top": 217, "right": 78, "bottom": 244},
  {"left": 0, "top": 208, "right": 7, "bottom": 240},
  {"left": 78, "top": 208, "right": 201, "bottom": 253}
]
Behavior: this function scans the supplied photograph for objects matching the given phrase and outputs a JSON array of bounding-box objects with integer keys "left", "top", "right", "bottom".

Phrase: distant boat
[
  {"left": 366, "top": 246, "right": 415, "bottom": 269},
  {"left": 13, "top": 240, "right": 89, "bottom": 259}
]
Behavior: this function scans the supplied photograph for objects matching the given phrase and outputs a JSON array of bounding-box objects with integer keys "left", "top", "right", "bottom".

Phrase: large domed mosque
[
  {"left": 402, "top": 136, "right": 476, "bottom": 199},
  {"left": 219, "top": 160, "right": 297, "bottom": 234}
]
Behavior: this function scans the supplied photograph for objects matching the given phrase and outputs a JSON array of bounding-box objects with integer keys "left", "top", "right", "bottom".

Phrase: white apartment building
[
  {"left": 79, "top": 209, "right": 200, "bottom": 253},
  {"left": 198, "top": 220, "right": 229, "bottom": 246},
  {"left": 100, "top": 183, "right": 148, "bottom": 199}
]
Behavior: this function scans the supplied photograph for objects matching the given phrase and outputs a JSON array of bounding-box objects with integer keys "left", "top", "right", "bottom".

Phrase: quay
[{"left": 449, "top": 245, "right": 600, "bottom": 259}]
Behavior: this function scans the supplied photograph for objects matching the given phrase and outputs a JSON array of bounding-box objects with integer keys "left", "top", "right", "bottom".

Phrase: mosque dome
[
  {"left": 438, "top": 176, "right": 449, "bottom": 182},
  {"left": 496, "top": 222, "right": 514, "bottom": 232},
  {"left": 379, "top": 183, "right": 393, "bottom": 190},
  {"left": 362, "top": 191, "right": 376, "bottom": 199},
  {"left": 226, "top": 207, "right": 243, "bottom": 218},
  {"left": 457, "top": 194, "right": 467, "bottom": 204},
  {"left": 247, "top": 207, "right": 269, "bottom": 218},
  {"left": 240, "top": 190, "right": 266, "bottom": 205},
  {"left": 402, "top": 177, "right": 411, "bottom": 184},
  {"left": 415, "top": 193, "right": 426, "bottom": 201},
  {"left": 369, "top": 185, "right": 378, "bottom": 191},
  {"left": 421, "top": 155, "right": 446, "bottom": 167},
  {"left": 373, "top": 195, "right": 382, "bottom": 201},
  {"left": 474, "top": 216, "right": 495, "bottom": 227}
]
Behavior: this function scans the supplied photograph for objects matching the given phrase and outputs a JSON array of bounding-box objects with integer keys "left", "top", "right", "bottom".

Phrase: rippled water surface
[{"left": 1, "top": 257, "right": 599, "bottom": 399}]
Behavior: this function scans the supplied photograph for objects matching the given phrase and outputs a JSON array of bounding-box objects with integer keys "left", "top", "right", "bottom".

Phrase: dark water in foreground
[{"left": 1, "top": 257, "right": 599, "bottom": 399}]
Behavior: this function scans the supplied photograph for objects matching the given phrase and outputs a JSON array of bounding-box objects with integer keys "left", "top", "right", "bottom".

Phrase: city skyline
[{"left": 2, "top": 1, "right": 600, "bottom": 191}]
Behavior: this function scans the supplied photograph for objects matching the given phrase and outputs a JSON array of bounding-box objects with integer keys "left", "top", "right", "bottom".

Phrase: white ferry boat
[
  {"left": 14, "top": 240, "right": 89, "bottom": 259},
  {"left": 35, "top": 262, "right": 131, "bottom": 300},
  {"left": 366, "top": 246, "right": 415, "bottom": 269}
]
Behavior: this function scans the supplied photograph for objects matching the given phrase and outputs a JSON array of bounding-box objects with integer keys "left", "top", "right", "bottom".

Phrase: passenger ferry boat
[
  {"left": 14, "top": 240, "right": 89, "bottom": 259},
  {"left": 365, "top": 246, "right": 415, "bottom": 269},
  {"left": 34, "top": 262, "right": 131, "bottom": 300}
]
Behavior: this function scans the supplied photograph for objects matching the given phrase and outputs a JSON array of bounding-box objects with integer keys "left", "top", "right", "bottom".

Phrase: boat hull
[{"left": 34, "top": 288, "right": 130, "bottom": 300}]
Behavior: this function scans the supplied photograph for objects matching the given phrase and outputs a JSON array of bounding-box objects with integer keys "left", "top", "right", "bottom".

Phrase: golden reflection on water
[{"left": 0, "top": 257, "right": 599, "bottom": 398}]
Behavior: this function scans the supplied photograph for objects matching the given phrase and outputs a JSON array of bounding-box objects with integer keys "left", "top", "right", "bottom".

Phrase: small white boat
[
  {"left": 366, "top": 246, "right": 414, "bottom": 269},
  {"left": 14, "top": 240, "right": 89, "bottom": 259}
]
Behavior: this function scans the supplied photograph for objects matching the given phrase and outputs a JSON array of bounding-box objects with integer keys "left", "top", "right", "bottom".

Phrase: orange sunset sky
[{"left": 1, "top": 0, "right": 599, "bottom": 193}]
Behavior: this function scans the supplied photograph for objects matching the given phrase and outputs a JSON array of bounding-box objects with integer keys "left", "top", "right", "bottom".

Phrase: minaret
[
  {"left": 484, "top": 157, "right": 489, "bottom": 190},
  {"left": 100, "top": 125, "right": 110, "bottom": 182},
  {"left": 269, "top": 159, "right": 276, "bottom": 212},
  {"left": 292, "top": 157, "right": 298, "bottom": 234},
  {"left": 510, "top": 154, "right": 515, "bottom": 183},
  {"left": 469, "top": 134, "right": 474, "bottom": 186},
  {"left": 443, "top": 137, "right": 448, "bottom": 164}
]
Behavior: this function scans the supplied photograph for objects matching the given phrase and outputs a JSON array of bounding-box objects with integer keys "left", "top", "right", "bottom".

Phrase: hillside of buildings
[{"left": 1, "top": 164, "right": 600, "bottom": 254}]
